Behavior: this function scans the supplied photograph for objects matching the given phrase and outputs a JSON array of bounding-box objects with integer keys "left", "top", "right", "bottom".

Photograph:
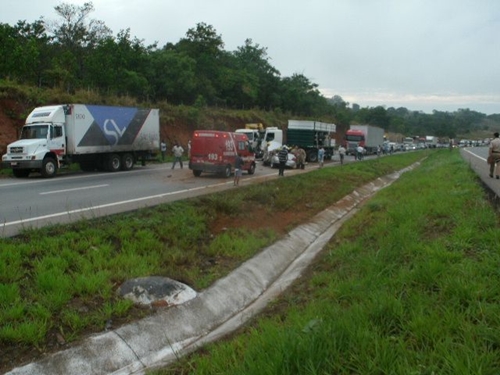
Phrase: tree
[
  {"left": 148, "top": 48, "right": 197, "bottom": 103},
  {"left": 280, "top": 73, "right": 327, "bottom": 116},
  {"left": 0, "top": 20, "right": 52, "bottom": 86},
  {"left": 231, "top": 39, "right": 281, "bottom": 109},
  {"left": 48, "top": 2, "right": 111, "bottom": 88},
  {"left": 175, "top": 23, "right": 225, "bottom": 105}
]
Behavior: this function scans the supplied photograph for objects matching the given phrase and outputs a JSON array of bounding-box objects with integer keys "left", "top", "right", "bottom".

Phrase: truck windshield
[
  {"left": 345, "top": 135, "right": 364, "bottom": 142},
  {"left": 20, "top": 125, "right": 49, "bottom": 140}
]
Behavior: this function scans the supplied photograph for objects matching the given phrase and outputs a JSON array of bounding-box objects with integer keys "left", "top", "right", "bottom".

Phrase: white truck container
[
  {"left": 344, "top": 124, "right": 384, "bottom": 155},
  {"left": 425, "top": 136, "right": 438, "bottom": 148},
  {"left": 1, "top": 104, "right": 160, "bottom": 178}
]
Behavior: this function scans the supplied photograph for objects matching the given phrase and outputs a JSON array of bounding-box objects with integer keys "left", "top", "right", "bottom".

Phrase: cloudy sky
[{"left": 3, "top": 0, "right": 500, "bottom": 114}]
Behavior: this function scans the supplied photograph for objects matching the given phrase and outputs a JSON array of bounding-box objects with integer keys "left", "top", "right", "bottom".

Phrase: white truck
[
  {"left": 344, "top": 124, "right": 384, "bottom": 155},
  {"left": 425, "top": 136, "right": 438, "bottom": 148},
  {"left": 1, "top": 104, "right": 160, "bottom": 178},
  {"left": 235, "top": 124, "right": 283, "bottom": 159}
]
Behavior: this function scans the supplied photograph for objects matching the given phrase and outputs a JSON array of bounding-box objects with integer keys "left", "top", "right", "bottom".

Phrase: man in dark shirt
[{"left": 278, "top": 146, "right": 288, "bottom": 176}]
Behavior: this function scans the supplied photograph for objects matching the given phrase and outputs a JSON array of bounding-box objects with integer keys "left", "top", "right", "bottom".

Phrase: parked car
[{"left": 270, "top": 152, "right": 297, "bottom": 169}]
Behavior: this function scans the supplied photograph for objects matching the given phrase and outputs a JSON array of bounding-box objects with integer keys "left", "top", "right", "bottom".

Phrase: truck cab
[
  {"left": 2, "top": 105, "right": 67, "bottom": 177},
  {"left": 344, "top": 129, "right": 365, "bottom": 155}
]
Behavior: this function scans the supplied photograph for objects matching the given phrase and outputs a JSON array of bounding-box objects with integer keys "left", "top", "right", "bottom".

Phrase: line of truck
[{"left": 1, "top": 102, "right": 391, "bottom": 179}]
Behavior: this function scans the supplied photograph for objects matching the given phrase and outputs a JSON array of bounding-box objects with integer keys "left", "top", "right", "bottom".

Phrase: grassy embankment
[
  {"left": 1, "top": 150, "right": 425, "bottom": 370},
  {"left": 151, "top": 149, "right": 500, "bottom": 375}
]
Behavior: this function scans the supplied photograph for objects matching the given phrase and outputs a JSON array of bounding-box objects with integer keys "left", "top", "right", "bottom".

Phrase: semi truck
[
  {"left": 189, "top": 130, "right": 256, "bottom": 178},
  {"left": 286, "top": 120, "right": 336, "bottom": 162},
  {"left": 1, "top": 104, "right": 160, "bottom": 178},
  {"left": 344, "top": 124, "right": 384, "bottom": 155},
  {"left": 235, "top": 123, "right": 282, "bottom": 159}
]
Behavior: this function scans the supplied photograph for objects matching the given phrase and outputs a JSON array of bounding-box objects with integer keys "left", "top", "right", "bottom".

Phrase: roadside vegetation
[
  {"left": 0, "top": 151, "right": 425, "bottom": 372},
  {"left": 151, "top": 149, "right": 500, "bottom": 375}
]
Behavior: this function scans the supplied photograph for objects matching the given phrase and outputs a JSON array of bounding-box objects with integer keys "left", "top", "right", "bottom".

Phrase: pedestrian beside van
[{"left": 189, "top": 130, "right": 256, "bottom": 178}]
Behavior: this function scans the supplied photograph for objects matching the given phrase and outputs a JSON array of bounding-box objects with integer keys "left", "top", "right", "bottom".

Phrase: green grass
[
  {"left": 0, "top": 150, "right": 427, "bottom": 367},
  {"left": 150, "top": 149, "right": 500, "bottom": 375}
]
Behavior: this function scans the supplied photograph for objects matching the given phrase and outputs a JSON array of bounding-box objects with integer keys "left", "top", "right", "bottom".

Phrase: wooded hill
[{"left": 1, "top": 2, "right": 499, "bottom": 153}]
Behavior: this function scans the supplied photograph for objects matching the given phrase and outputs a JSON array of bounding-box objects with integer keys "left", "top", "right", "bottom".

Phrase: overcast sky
[{"left": 3, "top": 0, "right": 500, "bottom": 114}]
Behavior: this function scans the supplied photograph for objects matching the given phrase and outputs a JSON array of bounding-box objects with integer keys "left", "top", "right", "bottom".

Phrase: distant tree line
[{"left": 0, "top": 2, "right": 497, "bottom": 139}]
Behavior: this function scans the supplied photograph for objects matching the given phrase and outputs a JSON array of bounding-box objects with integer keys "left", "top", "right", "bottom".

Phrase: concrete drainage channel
[{"left": 6, "top": 163, "right": 419, "bottom": 375}]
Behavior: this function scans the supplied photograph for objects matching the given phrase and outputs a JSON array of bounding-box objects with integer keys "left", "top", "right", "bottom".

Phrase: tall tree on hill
[
  {"left": 176, "top": 23, "right": 224, "bottom": 105},
  {"left": 230, "top": 39, "right": 281, "bottom": 110},
  {"left": 47, "top": 1, "right": 111, "bottom": 90},
  {"left": 148, "top": 46, "right": 197, "bottom": 104},
  {"left": 0, "top": 20, "right": 52, "bottom": 86},
  {"left": 86, "top": 29, "right": 156, "bottom": 99},
  {"left": 280, "top": 73, "right": 326, "bottom": 116}
]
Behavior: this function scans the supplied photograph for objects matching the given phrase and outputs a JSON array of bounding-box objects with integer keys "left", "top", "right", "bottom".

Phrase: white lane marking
[
  {"left": 463, "top": 148, "right": 486, "bottom": 162},
  {"left": 39, "top": 184, "right": 109, "bottom": 195},
  {"left": 1, "top": 182, "right": 231, "bottom": 228}
]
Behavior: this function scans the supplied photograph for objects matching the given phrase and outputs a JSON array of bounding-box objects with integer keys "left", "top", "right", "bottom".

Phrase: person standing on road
[
  {"left": 188, "top": 140, "right": 192, "bottom": 158},
  {"left": 318, "top": 146, "right": 325, "bottom": 167},
  {"left": 234, "top": 153, "right": 243, "bottom": 186},
  {"left": 356, "top": 144, "right": 364, "bottom": 160},
  {"left": 488, "top": 132, "right": 500, "bottom": 179},
  {"left": 338, "top": 145, "right": 346, "bottom": 165},
  {"left": 278, "top": 146, "right": 288, "bottom": 176},
  {"left": 171, "top": 142, "right": 184, "bottom": 169}
]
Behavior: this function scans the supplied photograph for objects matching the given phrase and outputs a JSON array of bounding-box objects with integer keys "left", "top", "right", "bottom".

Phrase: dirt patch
[
  {"left": 210, "top": 201, "right": 311, "bottom": 236},
  {"left": 0, "top": 100, "right": 24, "bottom": 156}
]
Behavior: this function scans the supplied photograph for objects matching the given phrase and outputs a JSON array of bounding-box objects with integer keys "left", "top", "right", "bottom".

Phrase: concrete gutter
[{"left": 5, "top": 164, "right": 419, "bottom": 375}]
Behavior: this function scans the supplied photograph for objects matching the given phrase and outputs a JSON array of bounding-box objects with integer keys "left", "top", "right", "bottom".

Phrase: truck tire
[
  {"left": 106, "top": 153, "right": 121, "bottom": 172},
  {"left": 193, "top": 170, "right": 202, "bottom": 177},
  {"left": 307, "top": 151, "right": 318, "bottom": 163},
  {"left": 223, "top": 164, "right": 232, "bottom": 178},
  {"left": 41, "top": 157, "right": 58, "bottom": 178},
  {"left": 247, "top": 163, "right": 256, "bottom": 175},
  {"left": 121, "top": 153, "right": 135, "bottom": 171},
  {"left": 13, "top": 169, "right": 30, "bottom": 178}
]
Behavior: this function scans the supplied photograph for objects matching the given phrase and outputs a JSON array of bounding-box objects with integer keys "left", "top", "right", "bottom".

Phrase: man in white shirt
[
  {"left": 171, "top": 142, "right": 184, "bottom": 169},
  {"left": 356, "top": 144, "right": 365, "bottom": 160}
]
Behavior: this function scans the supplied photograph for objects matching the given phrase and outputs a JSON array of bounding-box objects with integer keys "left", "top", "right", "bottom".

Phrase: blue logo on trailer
[{"left": 86, "top": 105, "right": 138, "bottom": 146}]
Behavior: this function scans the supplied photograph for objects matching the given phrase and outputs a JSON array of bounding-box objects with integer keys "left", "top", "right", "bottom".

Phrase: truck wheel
[
  {"left": 106, "top": 153, "right": 121, "bottom": 172},
  {"left": 307, "top": 151, "right": 318, "bottom": 163},
  {"left": 193, "top": 170, "right": 202, "bottom": 177},
  {"left": 223, "top": 164, "right": 232, "bottom": 178},
  {"left": 13, "top": 169, "right": 30, "bottom": 178},
  {"left": 247, "top": 163, "right": 256, "bottom": 175},
  {"left": 41, "top": 157, "right": 58, "bottom": 178},
  {"left": 121, "top": 153, "right": 135, "bottom": 171}
]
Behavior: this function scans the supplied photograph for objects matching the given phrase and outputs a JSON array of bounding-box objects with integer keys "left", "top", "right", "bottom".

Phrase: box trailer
[
  {"left": 344, "top": 125, "right": 384, "bottom": 155},
  {"left": 1, "top": 104, "right": 160, "bottom": 178}
]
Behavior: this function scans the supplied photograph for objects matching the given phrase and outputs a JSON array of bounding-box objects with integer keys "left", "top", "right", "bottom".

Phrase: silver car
[{"left": 270, "top": 152, "right": 297, "bottom": 169}]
